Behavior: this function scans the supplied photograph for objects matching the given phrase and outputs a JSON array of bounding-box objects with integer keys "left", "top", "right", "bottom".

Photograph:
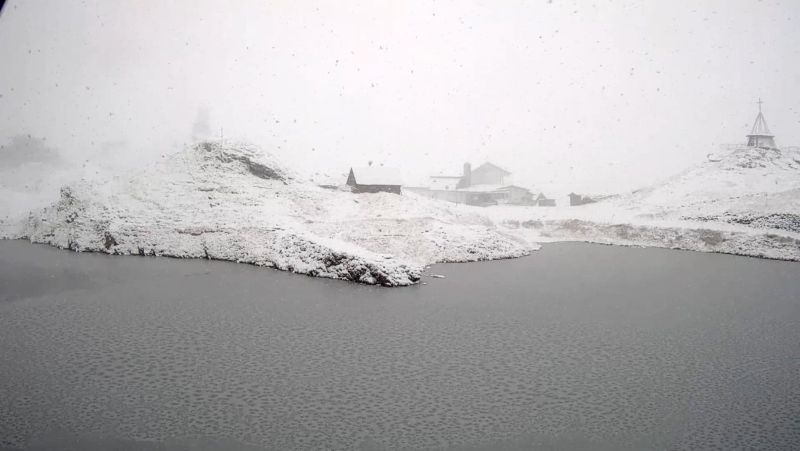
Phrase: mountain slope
[
  {"left": 13, "top": 141, "right": 530, "bottom": 286},
  {"left": 622, "top": 145, "right": 800, "bottom": 222},
  {"left": 488, "top": 145, "right": 800, "bottom": 261}
]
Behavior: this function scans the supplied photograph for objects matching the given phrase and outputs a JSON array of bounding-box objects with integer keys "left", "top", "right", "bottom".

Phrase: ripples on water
[{"left": 0, "top": 240, "right": 799, "bottom": 450}]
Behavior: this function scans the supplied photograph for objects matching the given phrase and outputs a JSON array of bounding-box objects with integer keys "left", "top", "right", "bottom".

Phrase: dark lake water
[{"left": 1, "top": 240, "right": 799, "bottom": 450}]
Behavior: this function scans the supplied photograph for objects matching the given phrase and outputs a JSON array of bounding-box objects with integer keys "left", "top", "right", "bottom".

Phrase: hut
[
  {"left": 494, "top": 185, "right": 535, "bottom": 205},
  {"left": 535, "top": 192, "right": 556, "bottom": 206},
  {"left": 569, "top": 192, "right": 596, "bottom": 206},
  {"left": 346, "top": 166, "right": 402, "bottom": 194}
]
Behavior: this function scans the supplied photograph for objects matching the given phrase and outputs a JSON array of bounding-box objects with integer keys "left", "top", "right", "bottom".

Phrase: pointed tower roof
[
  {"left": 746, "top": 99, "right": 777, "bottom": 149},
  {"left": 749, "top": 99, "right": 773, "bottom": 136}
]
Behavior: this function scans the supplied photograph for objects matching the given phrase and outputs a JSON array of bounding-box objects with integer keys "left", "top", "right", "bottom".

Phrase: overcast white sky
[{"left": 1, "top": 0, "right": 799, "bottom": 194}]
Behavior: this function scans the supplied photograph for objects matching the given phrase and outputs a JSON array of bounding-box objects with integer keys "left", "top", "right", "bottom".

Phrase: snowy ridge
[
  {"left": 490, "top": 145, "right": 800, "bottom": 262},
  {"left": 621, "top": 145, "right": 800, "bottom": 218},
  {"left": 12, "top": 141, "right": 531, "bottom": 286}
]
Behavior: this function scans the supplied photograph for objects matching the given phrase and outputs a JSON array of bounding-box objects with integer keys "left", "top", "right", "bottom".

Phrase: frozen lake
[{"left": 1, "top": 240, "right": 799, "bottom": 450}]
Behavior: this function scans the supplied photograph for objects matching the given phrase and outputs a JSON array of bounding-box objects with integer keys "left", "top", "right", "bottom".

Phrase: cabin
[
  {"left": 346, "top": 166, "right": 402, "bottom": 194},
  {"left": 494, "top": 185, "right": 535, "bottom": 205},
  {"left": 535, "top": 192, "right": 556, "bottom": 206},
  {"left": 569, "top": 192, "right": 596, "bottom": 206}
]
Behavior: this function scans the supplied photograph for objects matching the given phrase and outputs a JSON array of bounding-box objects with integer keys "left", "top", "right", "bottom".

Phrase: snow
[
  {"left": 349, "top": 166, "right": 403, "bottom": 186},
  {"left": 1, "top": 141, "right": 798, "bottom": 286},
  {"left": 2, "top": 141, "right": 530, "bottom": 286},
  {"left": 487, "top": 145, "right": 800, "bottom": 261}
]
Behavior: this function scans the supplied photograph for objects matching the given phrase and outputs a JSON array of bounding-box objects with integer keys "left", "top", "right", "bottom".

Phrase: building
[
  {"left": 535, "top": 192, "right": 556, "bottom": 206},
  {"left": 746, "top": 99, "right": 778, "bottom": 149},
  {"left": 406, "top": 162, "right": 538, "bottom": 206},
  {"left": 470, "top": 162, "right": 510, "bottom": 185},
  {"left": 494, "top": 185, "right": 535, "bottom": 205},
  {"left": 346, "top": 166, "right": 402, "bottom": 194},
  {"left": 569, "top": 192, "right": 596, "bottom": 206}
]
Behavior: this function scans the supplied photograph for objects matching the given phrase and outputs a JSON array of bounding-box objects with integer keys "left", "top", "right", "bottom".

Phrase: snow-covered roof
[
  {"left": 496, "top": 184, "right": 533, "bottom": 192},
  {"left": 350, "top": 166, "right": 403, "bottom": 186},
  {"left": 473, "top": 162, "right": 511, "bottom": 175}
]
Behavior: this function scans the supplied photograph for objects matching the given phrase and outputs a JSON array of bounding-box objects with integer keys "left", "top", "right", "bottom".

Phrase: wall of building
[
  {"left": 405, "top": 187, "right": 473, "bottom": 204},
  {"left": 471, "top": 166, "right": 506, "bottom": 185},
  {"left": 352, "top": 184, "right": 401, "bottom": 194},
  {"left": 429, "top": 177, "right": 463, "bottom": 191},
  {"left": 505, "top": 187, "right": 534, "bottom": 205}
]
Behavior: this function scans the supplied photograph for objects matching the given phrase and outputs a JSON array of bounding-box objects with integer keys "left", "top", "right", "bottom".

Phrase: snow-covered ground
[
  {"left": 489, "top": 145, "right": 800, "bottom": 261},
  {"left": 1, "top": 141, "right": 798, "bottom": 286},
  {"left": 1, "top": 142, "right": 529, "bottom": 286}
]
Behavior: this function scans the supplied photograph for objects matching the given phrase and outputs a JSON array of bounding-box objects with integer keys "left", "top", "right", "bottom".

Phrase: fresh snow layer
[
  {"left": 2, "top": 141, "right": 798, "bottom": 286},
  {"left": 5, "top": 142, "right": 530, "bottom": 286},
  {"left": 489, "top": 145, "right": 800, "bottom": 261}
]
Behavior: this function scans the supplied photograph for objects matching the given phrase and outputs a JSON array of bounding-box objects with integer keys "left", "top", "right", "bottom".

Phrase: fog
[{"left": 1, "top": 0, "right": 799, "bottom": 194}]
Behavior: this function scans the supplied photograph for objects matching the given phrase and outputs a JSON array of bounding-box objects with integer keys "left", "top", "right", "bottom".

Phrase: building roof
[
  {"left": 349, "top": 166, "right": 403, "bottom": 186},
  {"left": 473, "top": 162, "right": 511, "bottom": 175},
  {"left": 458, "top": 184, "right": 531, "bottom": 193},
  {"left": 494, "top": 184, "right": 533, "bottom": 193},
  {"left": 748, "top": 111, "right": 773, "bottom": 137}
]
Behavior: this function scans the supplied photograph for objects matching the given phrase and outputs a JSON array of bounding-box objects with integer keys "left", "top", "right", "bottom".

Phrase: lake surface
[{"left": 1, "top": 240, "right": 799, "bottom": 450}]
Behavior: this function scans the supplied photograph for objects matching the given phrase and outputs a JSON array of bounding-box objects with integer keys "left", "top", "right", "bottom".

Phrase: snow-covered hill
[
  {"left": 616, "top": 145, "right": 800, "bottom": 231},
  {"left": 5, "top": 141, "right": 530, "bottom": 286},
  {"left": 2, "top": 141, "right": 798, "bottom": 286},
  {"left": 624, "top": 146, "right": 799, "bottom": 212},
  {"left": 489, "top": 145, "right": 800, "bottom": 261}
]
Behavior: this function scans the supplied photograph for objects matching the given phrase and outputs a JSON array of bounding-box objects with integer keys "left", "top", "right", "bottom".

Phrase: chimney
[{"left": 461, "top": 162, "right": 472, "bottom": 188}]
